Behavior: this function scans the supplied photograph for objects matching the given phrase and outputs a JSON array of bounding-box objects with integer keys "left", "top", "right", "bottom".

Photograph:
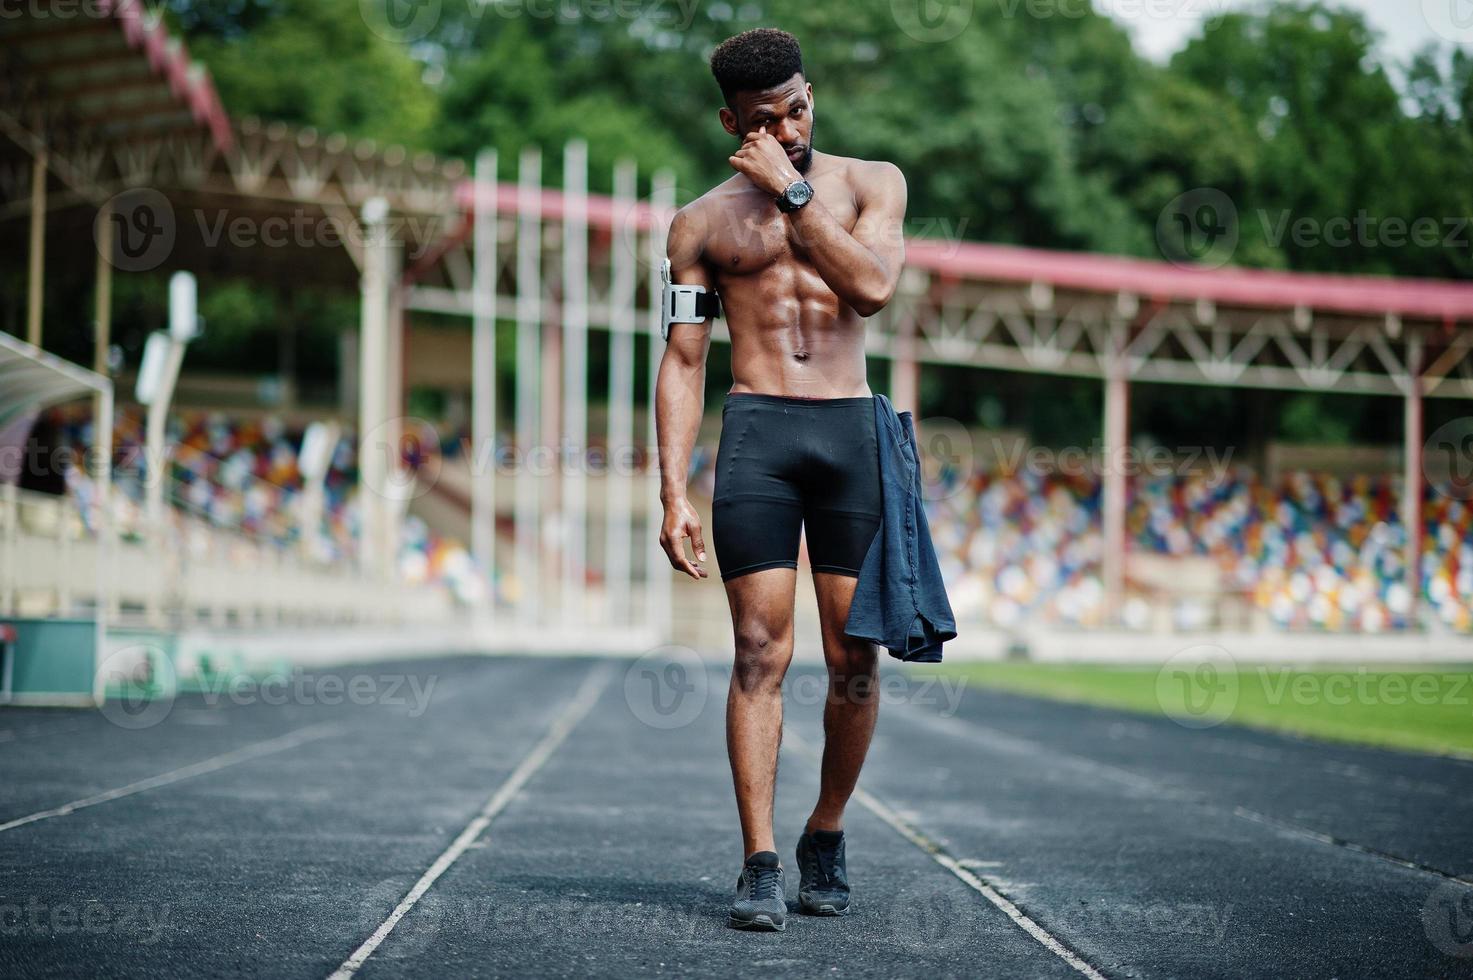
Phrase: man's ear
[
  {"left": 806, "top": 83, "right": 814, "bottom": 111},
  {"left": 718, "top": 106, "right": 739, "bottom": 138}
]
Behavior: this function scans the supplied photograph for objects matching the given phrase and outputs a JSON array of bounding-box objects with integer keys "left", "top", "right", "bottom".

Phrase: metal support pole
[
  {"left": 1, "top": 482, "right": 15, "bottom": 617},
  {"left": 606, "top": 160, "right": 637, "bottom": 627},
  {"left": 358, "top": 197, "right": 392, "bottom": 580},
  {"left": 94, "top": 201, "right": 113, "bottom": 377},
  {"left": 143, "top": 339, "right": 186, "bottom": 536},
  {"left": 1403, "top": 333, "right": 1425, "bottom": 628},
  {"left": 385, "top": 269, "right": 406, "bottom": 577},
  {"left": 646, "top": 171, "right": 676, "bottom": 638},
  {"left": 27, "top": 141, "right": 47, "bottom": 348},
  {"left": 561, "top": 140, "right": 589, "bottom": 624},
  {"left": 890, "top": 310, "right": 920, "bottom": 414},
  {"left": 92, "top": 203, "right": 113, "bottom": 613},
  {"left": 297, "top": 421, "right": 340, "bottom": 563},
  {"left": 92, "top": 380, "right": 112, "bottom": 702},
  {"left": 143, "top": 337, "right": 185, "bottom": 628},
  {"left": 472, "top": 149, "right": 499, "bottom": 605},
  {"left": 515, "top": 147, "right": 543, "bottom": 625},
  {"left": 1101, "top": 324, "right": 1130, "bottom": 625}
]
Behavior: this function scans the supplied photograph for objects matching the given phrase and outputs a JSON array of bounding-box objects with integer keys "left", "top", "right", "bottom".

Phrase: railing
[{"left": 1, "top": 483, "right": 452, "bottom": 629}]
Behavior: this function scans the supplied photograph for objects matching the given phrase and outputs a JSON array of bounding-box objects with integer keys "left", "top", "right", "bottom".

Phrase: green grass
[{"left": 927, "top": 661, "right": 1473, "bottom": 758}]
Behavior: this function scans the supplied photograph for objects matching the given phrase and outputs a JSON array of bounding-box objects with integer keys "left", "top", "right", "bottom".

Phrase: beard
[{"left": 793, "top": 120, "right": 815, "bottom": 174}]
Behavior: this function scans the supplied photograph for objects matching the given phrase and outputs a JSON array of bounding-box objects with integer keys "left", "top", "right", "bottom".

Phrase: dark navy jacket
[{"left": 844, "top": 395, "right": 957, "bottom": 662}]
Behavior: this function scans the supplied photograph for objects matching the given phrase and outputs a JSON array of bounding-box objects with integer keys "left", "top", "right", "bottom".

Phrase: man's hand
[
  {"left": 728, "top": 127, "right": 802, "bottom": 198},
  {"left": 659, "top": 496, "right": 709, "bottom": 581}
]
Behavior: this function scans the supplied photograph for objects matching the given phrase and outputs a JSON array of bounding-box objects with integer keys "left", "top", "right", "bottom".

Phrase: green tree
[
  {"left": 1170, "top": 2, "right": 1448, "bottom": 277},
  {"left": 175, "top": 0, "right": 438, "bottom": 147}
]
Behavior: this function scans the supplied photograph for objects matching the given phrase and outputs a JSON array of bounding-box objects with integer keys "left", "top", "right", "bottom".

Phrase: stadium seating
[
  {"left": 49, "top": 407, "right": 485, "bottom": 604},
  {"left": 927, "top": 464, "right": 1473, "bottom": 634},
  {"left": 43, "top": 406, "right": 1473, "bottom": 633}
]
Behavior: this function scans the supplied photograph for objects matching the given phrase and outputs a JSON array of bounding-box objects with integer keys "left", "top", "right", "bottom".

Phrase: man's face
[{"left": 720, "top": 73, "right": 815, "bottom": 175}]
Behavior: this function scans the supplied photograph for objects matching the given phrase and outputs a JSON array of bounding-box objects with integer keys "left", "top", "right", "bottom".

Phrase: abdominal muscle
[{"left": 719, "top": 267, "right": 871, "bottom": 400}]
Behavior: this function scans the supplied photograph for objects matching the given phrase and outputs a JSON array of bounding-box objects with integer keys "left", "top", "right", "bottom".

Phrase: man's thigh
[
  {"left": 724, "top": 567, "right": 799, "bottom": 663},
  {"left": 811, "top": 572, "right": 876, "bottom": 661}
]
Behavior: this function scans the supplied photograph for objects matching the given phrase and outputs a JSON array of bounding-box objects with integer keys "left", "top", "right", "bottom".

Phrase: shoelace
[
  {"left": 807, "top": 840, "right": 840, "bottom": 886},
  {"left": 748, "top": 866, "right": 783, "bottom": 902}
]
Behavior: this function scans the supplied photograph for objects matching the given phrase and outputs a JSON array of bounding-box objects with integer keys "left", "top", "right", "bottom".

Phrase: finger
[
  {"left": 665, "top": 529, "right": 701, "bottom": 579},
  {"left": 676, "top": 548, "right": 702, "bottom": 580},
  {"left": 680, "top": 539, "right": 704, "bottom": 577},
  {"left": 691, "top": 525, "right": 707, "bottom": 564},
  {"left": 682, "top": 536, "right": 709, "bottom": 580}
]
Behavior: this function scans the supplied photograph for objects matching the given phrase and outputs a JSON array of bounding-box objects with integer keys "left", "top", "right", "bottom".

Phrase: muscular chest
[{"left": 704, "top": 178, "right": 858, "bottom": 277}]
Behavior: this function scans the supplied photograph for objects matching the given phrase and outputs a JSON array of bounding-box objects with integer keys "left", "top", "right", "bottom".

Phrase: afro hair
[{"left": 709, "top": 29, "right": 805, "bottom": 107}]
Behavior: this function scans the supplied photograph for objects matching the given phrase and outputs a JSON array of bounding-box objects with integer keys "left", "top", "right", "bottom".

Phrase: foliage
[{"left": 148, "top": 0, "right": 1471, "bottom": 443}]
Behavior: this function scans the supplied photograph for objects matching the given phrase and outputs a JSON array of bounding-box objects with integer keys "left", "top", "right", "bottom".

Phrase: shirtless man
[{"left": 654, "top": 28, "right": 907, "bottom": 932}]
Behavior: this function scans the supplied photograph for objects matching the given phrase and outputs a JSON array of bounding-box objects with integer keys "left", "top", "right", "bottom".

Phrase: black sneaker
[
  {"left": 728, "top": 851, "right": 787, "bottom": 931},
  {"left": 795, "top": 829, "right": 850, "bottom": 915}
]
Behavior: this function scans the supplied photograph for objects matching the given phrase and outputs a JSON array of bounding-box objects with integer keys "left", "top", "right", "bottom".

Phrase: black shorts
[{"left": 711, "top": 393, "right": 883, "bottom": 582}]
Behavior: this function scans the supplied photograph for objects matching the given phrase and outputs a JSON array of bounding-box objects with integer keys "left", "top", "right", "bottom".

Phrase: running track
[{"left": 1, "top": 654, "right": 1470, "bottom": 979}]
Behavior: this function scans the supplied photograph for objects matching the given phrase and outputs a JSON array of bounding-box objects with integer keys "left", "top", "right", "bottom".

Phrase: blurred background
[{"left": 3, "top": 0, "right": 1473, "bottom": 706}]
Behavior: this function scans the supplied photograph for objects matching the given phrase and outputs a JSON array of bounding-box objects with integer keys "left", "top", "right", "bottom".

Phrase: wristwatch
[{"left": 776, "top": 179, "right": 815, "bottom": 214}]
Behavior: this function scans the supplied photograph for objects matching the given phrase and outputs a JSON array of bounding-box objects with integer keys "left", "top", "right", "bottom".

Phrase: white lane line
[
  {"left": 1232, "top": 806, "right": 1473, "bottom": 886},
  {"left": 781, "top": 730, "right": 1109, "bottom": 980},
  {"left": 329, "top": 661, "right": 615, "bottom": 980},
  {"left": 896, "top": 701, "right": 1471, "bottom": 884},
  {"left": 0, "top": 721, "right": 343, "bottom": 834}
]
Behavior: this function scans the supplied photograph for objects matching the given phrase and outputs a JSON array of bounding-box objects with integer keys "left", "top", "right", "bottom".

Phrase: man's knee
[
  {"left": 732, "top": 618, "right": 790, "bottom": 692},
  {"left": 827, "top": 640, "right": 878, "bottom": 702}
]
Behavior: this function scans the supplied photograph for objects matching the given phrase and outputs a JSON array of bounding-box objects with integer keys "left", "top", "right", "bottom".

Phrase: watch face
[{"left": 787, "top": 181, "right": 814, "bottom": 207}]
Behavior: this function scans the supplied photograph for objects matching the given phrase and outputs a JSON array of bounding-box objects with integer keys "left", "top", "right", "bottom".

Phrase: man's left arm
[
  {"left": 729, "top": 131, "right": 907, "bottom": 316},
  {"left": 786, "top": 161, "right": 907, "bottom": 317}
]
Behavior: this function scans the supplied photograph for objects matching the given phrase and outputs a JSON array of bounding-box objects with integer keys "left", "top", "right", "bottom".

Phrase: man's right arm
[{"left": 655, "top": 205, "right": 714, "bottom": 581}]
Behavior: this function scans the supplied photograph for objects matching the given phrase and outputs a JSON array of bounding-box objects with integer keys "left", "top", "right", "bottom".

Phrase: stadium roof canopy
[
  {"left": 0, "top": 0, "right": 232, "bottom": 210},
  {"left": 445, "top": 181, "right": 1473, "bottom": 322},
  {"left": 2, "top": 1, "right": 464, "bottom": 289},
  {"left": 2, "top": 0, "right": 464, "bottom": 586},
  {"left": 423, "top": 180, "right": 1473, "bottom": 399},
  {"left": 0, "top": 330, "right": 110, "bottom": 429},
  {"left": 906, "top": 240, "right": 1473, "bottom": 324}
]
